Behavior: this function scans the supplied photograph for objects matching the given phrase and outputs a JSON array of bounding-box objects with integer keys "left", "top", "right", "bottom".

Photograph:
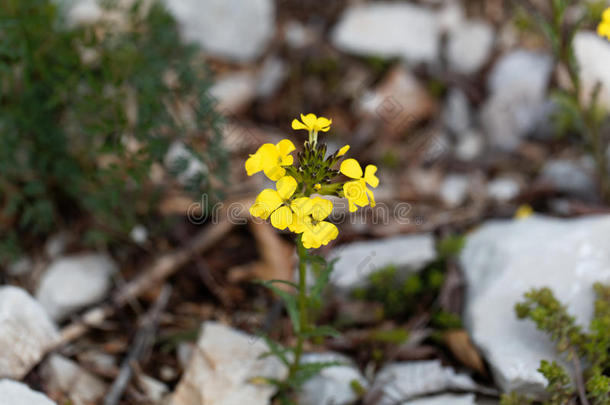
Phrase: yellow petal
[
  {"left": 366, "top": 188, "right": 376, "bottom": 208},
  {"left": 337, "top": 145, "right": 350, "bottom": 157},
  {"left": 343, "top": 181, "right": 366, "bottom": 202},
  {"left": 276, "top": 176, "right": 297, "bottom": 200},
  {"left": 264, "top": 165, "right": 286, "bottom": 181},
  {"left": 315, "top": 222, "right": 338, "bottom": 246},
  {"left": 291, "top": 197, "right": 313, "bottom": 217},
  {"left": 289, "top": 212, "right": 312, "bottom": 233},
  {"left": 310, "top": 197, "right": 333, "bottom": 221},
  {"left": 250, "top": 189, "right": 282, "bottom": 219},
  {"left": 603, "top": 7, "right": 610, "bottom": 21},
  {"left": 257, "top": 143, "right": 280, "bottom": 162},
  {"left": 270, "top": 206, "right": 293, "bottom": 230},
  {"left": 292, "top": 119, "right": 309, "bottom": 131},
  {"left": 276, "top": 139, "right": 296, "bottom": 156},
  {"left": 364, "top": 165, "right": 379, "bottom": 188},
  {"left": 347, "top": 199, "right": 358, "bottom": 213},
  {"left": 340, "top": 158, "right": 363, "bottom": 179},
  {"left": 302, "top": 228, "right": 322, "bottom": 249},
  {"left": 301, "top": 113, "right": 317, "bottom": 130},
  {"left": 315, "top": 117, "right": 332, "bottom": 132},
  {"left": 280, "top": 155, "right": 294, "bottom": 166},
  {"left": 245, "top": 153, "right": 262, "bottom": 176},
  {"left": 599, "top": 22, "right": 610, "bottom": 39}
]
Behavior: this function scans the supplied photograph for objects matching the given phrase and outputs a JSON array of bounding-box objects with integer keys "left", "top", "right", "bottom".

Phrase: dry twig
[{"left": 103, "top": 285, "right": 172, "bottom": 405}]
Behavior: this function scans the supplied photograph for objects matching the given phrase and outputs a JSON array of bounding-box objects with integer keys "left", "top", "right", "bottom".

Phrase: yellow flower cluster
[
  {"left": 598, "top": 8, "right": 610, "bottom": 40},
  {"left": 245, "top": 114, "right": 379, "bottom": 249}
]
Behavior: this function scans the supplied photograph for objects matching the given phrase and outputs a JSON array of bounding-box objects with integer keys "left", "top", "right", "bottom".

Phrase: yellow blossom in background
[
  {"left": 598, "top": 7, "right": 610, "bottom": 40},
  {"left": 514, "top": 204, "right": 534, "bottom": 219},
  {"left": 292, "top": 113, "right": 332, "bottom": 133},
  {"left": 289, "top": 197, "right": 338, "bottom": 248},
  {"left": 245, "top": 139, "right": 295, "bottom": 181},
  {"left": 250, "top": 176, "right": 298, "bottom": 230},
  {"left": 340, "top": 158, "right": 379, "bottom": 212}
]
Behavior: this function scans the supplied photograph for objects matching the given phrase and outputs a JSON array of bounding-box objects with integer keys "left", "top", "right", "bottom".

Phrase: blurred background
[{"left": 2, "top": 0, "right": 610, "bottom": 404}]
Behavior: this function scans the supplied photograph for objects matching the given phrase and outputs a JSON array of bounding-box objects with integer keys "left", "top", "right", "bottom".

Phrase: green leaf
[
  {"left": 289, "top": 361, "right": 342, "bottom": 387},
  {"left": 302, "top": 325, "right": 340, "bottom": 339},
  {"left": 261, "top": 281, "right": 301, "bottom": 334},
  {"left": 260, "top": 336, "right": 291, "bottom": 367},
  {"left": 265, "top": 279, "right": 299, "bottom": 290}
]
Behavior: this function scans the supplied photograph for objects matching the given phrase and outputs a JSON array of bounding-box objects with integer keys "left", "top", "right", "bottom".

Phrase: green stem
[
  {"left": 559, "top": 25, "right": 609, "bottom": 201},
  {"left": 287, "top": 235, "right": 309, "bottom": 381}
]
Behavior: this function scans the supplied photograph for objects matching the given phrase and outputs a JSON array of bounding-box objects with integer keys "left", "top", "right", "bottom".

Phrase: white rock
[
  {"left": 574, "top": 31, "right": 610, "bottom": 109},
  {"left": 44, "top": 232, "right": 71, "bottom": 259},
  {"left": 0, "top": 380, "right": 56, "bottom": 405},
  {"left": 332, "top": 2, "right": 440, "bottom": 65},
  {"left": 256, "top": 57, "right": 287, "bottom": 98},
  {"left": 130, "top": 224, "right": 148, "bottom": 244},
  {"left": 210, "top": 72, "right": 257, "bottom": 113},
  {"left": 299, "top": 352, "right": 368, "bottom": 405},
  {"left": 539, "top": 159, "right": 597, "bottom": 201},
  {"left": 440, "top": 175, "right": 470, "bottom": 207},
  {"left": 136, "top": 374, "right": 168, "bottom": 402},
  {"left": 284, "top": 20, "right": 317, "bottom": 49},
  {"left": 486, "top": 177, "right": 521, "bottom": 202},
  {"left": 170, "top": 321, "right": 286, "bottom": 405},
  {"left": 41, "top": 354, "right": 107, "bottom": 405},
  {"left": 488, "top": 50, "right": 552, "bottom": 95},
  {"left": 164, "top": 141, "right": 209, "bottom": 186},
  {"left": 455, "top": 130, "right": 484, "bottom": 161},
  {"left": 448, "top": 20, "right": 494, "bottom": 74},
  {"left": 0, "top": 287, "right": 59, "bottom": 379},
  {"left": 36, "top": 253, "right": 117, "bottom": 321},
  {"left": 6, "top": 257, "right": 33, "bottom": 277},
  {"left": 370, "top": 360, "right": 479, "bottom": 405},
  {"left": 359, "top": 66, "right": 436, "bottom": 132},
  {"left": 329, "top": 234, "right": 436, "bottom": 290},
  {"left": 460, "top": 215, "right": 610, "bottom": 396},
  {"left": 164, "top": 0, "right": 274, "bottom": 62},
  {"left": 481, "top": 50, "right": 553, "bottom": 150},
  {"left": 402, "top": 394, "right": 476, "bottom": 405},
  {"left": 444, "top": 88, "right": 471, "bottom": 134},
  {"left": 65, "top": 0, "right": 103, "bottom": 26},
  {"left": 0, "top": 286, "right": 59, "bottom": 379},
  {"left": 437, "top": 1, "right": 465, "bottom": 33}
]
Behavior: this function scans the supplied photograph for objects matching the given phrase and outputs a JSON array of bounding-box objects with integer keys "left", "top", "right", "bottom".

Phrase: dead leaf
[
  {"left": 249, "top": 221, "right": 295, "bottom": 290},
  {"left": 443, "top": 329, "right": 486, "bottom": 375}
]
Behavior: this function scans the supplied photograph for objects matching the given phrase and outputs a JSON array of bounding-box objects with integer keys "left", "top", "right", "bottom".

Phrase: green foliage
[
  {"left": 538, "top": 360, "right": 576, "bottom": 405},
  {"left": 0, "top": 0, "right": 226, "bottom": 261},
  {"left": 511, "top": 0, "right": 610, "bottom": 199},
  {"left": 502, "top": 283, "right": 610, "bottom": 404},
  {"left": 500, "top": 392, "right": 533, "bottom": 405},
  {"left": 352, "top": 234, "right": 465, "bottom": 320},
  {"left": 352, "top": 264, "right": 444, "bottom": 317}
]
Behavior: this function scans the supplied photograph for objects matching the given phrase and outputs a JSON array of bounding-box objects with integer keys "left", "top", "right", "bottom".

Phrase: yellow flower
[
  {"left": 337, "top": 145, "right": 350, "bottom": 157},
  {"left": 245, "top": 139, "right": 295, "bottom": 181},
  {"left": 289, "top": 197, "right": 338, "bottom": 249},
  {"left": 340, "top": 158, "right": 379, "bottom": 212},
  {"left": 514, "top": 204, "right": 534, "bottom": 220},
  {"left": 250, "top": 176, "right": 298, "bottom": 230},
  {"left": 598, "top": 8, "right": 610, "bottom": 40},
  {"left": 292, "top": 113, "right": 332, "bottom": 133},
  {"left": 314, "top": 183, "right": 322, "bottom": 191}
]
